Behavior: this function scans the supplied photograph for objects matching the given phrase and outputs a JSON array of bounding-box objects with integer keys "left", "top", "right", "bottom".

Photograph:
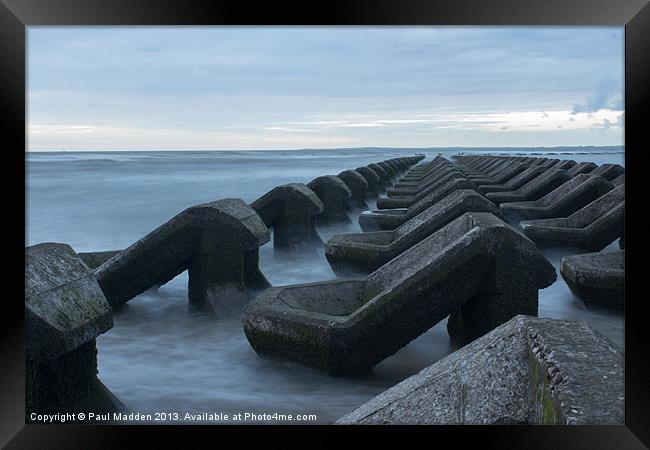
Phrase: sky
[{"left": 27, "top": 27, "right": 624, "bottom": 151}]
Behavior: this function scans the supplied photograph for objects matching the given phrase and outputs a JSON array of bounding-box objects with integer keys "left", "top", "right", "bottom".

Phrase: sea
[{"left": 26, "top": 146, "right": 625, "bottom": 424}]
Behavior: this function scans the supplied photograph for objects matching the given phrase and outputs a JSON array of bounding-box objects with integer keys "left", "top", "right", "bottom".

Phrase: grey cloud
[
  {"left": 572, "top": 78, "right": 623, "bottom": 114},
  {"left": 592, "top": 118, "right": 613, "bottom": 130}
]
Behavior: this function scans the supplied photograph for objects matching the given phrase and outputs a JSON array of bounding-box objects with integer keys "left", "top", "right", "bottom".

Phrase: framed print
[{"left": 3, "top": 0, "right": 648, "bottom": 447}]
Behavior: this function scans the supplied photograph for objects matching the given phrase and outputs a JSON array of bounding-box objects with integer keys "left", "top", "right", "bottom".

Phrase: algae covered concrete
[
  {"left": 307, "top": 175, "right": 352, "bottom": 226},
  {"left": 97, "top": 198, "right": 271, "bottom": 314},
  {"left": 26, "top": 242, "right": 125, "bottom": 421},
  {"left": 325, "top": 189, "right": 499, "bottom": 275},
  {"left": 26, "top": 242, "right": 113, "bottom": 363},
  {"left": 560, "top": 250, "right": 624, "bottom": 310},
  {"left": 521, "top": 184, "right": 624, "bottom": 251},
  {"left": 243, "top": 213, "right": 555, "bottom": 375},
  {"left": 500, "top": 174, "right": 613, "bottom": 220},
  {"left": 251, "top": 183, "right": 324, "bottom": 251},
  {"left": 336, "top": 316, "right": 624, "bottom": 425}
]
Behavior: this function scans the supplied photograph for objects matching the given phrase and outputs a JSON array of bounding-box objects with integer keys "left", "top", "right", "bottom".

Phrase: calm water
[{"left": 26, "top": 147, "right": 625, "bottom": 424}]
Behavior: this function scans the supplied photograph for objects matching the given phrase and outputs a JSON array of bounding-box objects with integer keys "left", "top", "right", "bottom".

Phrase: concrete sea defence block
[
  {"left": 468, "top": 162, "right": 527, "bottom": 186},
  {"left": 472, "top": 158, "right": 515, "bottom": 175},
  {"left": 383, "top": 160, "right": 398, "bottom": 172},
  {"left": 27, "top": 339, "right": 128, "bottom": 422},
  {"left": 467, "top": 157, "right": 533, "bottom": 176},
  {"left": 337, "top": 170, "right": 370, "bottom": 210},
  {"left": 549, "top": 160, "right": 576, "bottom": 170},
  {"left": 521, "top": 184, "right": 625, "bottom": 251},
  {"left": 26, "top": 243, "right": 113, "bottom": 363},
  {"left": 479, "top": 166, "right": 547, "bottom": 194},
  {"left": 325, "top": 190, "right": 499, "bottom": 275},
  {"left": 567, "top": 162, "right": 597, "bottom": 177},
  {"left": 560, "top": 250, "right": 624, "bottom": 310},
  {"left": 251, "top": 183, "right": 324, "bottom": 250},
  {"left": 466, "top": 158, "right": 519, "bottom": 176},
  {"left": 532, "top": 158, "right": 555, "bottom": 168},
  {"left": 378, "top": 171, "right": 467, "bottom": 209},
  {"left": 26, "top": 243, "right": 124, "bottom": 419},
  {"left": 395, "top": 163, "right": 450, "bottom": 185},
  {"left": 460, "top": 161, "right": 493, "bottom": 175},
  {"left": 395, "top": 168, "right": 456, "bottom": 190},
  {"left": 590, "top": 163, "right": 625, "bottom": 181},
  {"left": 336, "top": 315, "right": 623, "bottom": 425},
  {"left": 392, "top": 158, "right": 407, "bottom": 170},
  {"left": 355, "top": 166, "right": 383, "bottom": 195},
  {"left": 611, "top": 173, "right": 625, "bottom": 187},
  {"left": 358, "top": 208, "right": 411, "bottom": 233},
  {"left": 386, "top": 168, "right": 464, "bottom": 202},
  {"left": 377, "top": 161, "right": 396, "bottom": 177},
  {"left": 500, "top": 174, "right": 613, "bottom": 220},
  {"left": 384, "top": 160, "right": 400, "bottom": 173},
  {"left": 390, "top": 163, "right": 456, "bottom": 193},
  {"left": 471, "top": 155, "right": 501, "bottom": 167},
  {"left": 359, "top": 178, "right": 480, "bottom": 231},
  {"left": 368, "top": 163, "right": 391, "bottom": 184},
  {"left": 485, "top": 169, "right": 571, "bottom": 206},
  {"left": 398, "top": 156, "right": 448, "bottom": 181},
  {"left": 457, "top": 157, "right": 487, "bottom": 169},
  {"left": 96, "top": 198, "right": 271, "bottom": 314},
  {"left": 242, "top": 212, "right": 555, "bottom": 375},
  {"left": 78, "top": 250, "right": 122, "bottom": 270},
  {"left": 307, "top": 175, "right": 352, "bottom": 225}
]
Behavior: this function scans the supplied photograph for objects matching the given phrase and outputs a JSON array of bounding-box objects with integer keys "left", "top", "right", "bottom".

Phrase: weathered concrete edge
[{"left": 336, "top": 315, "right": 623, "bottom": 425}]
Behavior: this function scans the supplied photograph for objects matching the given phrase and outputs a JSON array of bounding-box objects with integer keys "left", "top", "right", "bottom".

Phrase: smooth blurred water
[{"left": 26, "top": 147, "right": 624, "bottom": 424}]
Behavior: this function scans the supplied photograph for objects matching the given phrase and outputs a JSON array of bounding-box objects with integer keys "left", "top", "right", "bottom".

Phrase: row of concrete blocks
[
  {"left": 243, "top": 154, "right": 624, "bottom": 375},
  {"left": 325, "top": 155, "right": 622, "bottom": 423},
  {"left": 344, "top": 171, "right": 619, "bottom": 273},
  {"left": 390, "top": 154, "right": 624, "bottom": 248},
  {"left": 242, "top": 158, "right": 557, "bottom": 374},
  {"left": 308, "top": 157, "right": 422, "bottom": 226},
  {"left": 24, "top": 153, "right": 625, "bottom": 424},
  {"left": 452, "top": 154, "right": 625, "bottom": 310},
  {"left": 241, "top": 157, "right": 624, "bottom": 424},
  {"left": 454, "top": 154, "right": 625, "bottom": 250},
  {"left": 26, "top": 243, "right": 624, "bottom": 425},
  {"left": 87, "top": 156, "right": 423, "bottom": 313},
  {"left": 81, "top": 155, "right": 421, "bottom": 263},
  {"left": 23, "top": 155, "right": 422, "bottom": 419}
]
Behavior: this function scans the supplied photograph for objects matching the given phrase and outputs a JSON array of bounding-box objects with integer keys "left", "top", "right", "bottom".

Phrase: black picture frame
[{"left": 3, "top": 0, "right": 648, "bottom": 447}]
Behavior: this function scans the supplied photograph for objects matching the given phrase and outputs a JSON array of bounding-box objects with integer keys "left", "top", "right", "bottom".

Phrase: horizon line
[{"left": 26, "top": 144, "right": 625, "bottom": 153}]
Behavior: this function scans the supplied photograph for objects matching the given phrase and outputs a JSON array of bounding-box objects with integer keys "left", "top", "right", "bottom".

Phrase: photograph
[
  {"left": 24, "top": 25, "right": 626, "bottom": 424},
  {"left": 3, "top": 0, "right": 647, "bottom": 447}
]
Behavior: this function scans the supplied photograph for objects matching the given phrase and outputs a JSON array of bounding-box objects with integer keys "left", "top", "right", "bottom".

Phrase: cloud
[
  {"left": 591, "top": 115, "right": 624, "bottom": 131},
  {"left": 572, "top": 78, "right": 623, "bottom": 114},
  {"left": 592, "top": 119, "right": 612, "bottom": 130},
  {"left": 264, "top": 126, "right": 317, "bottom": 133},
  {"left": 27, "top": 27, "right": 625, "bottom": 150},
  {"left": 340, "top": 122, "right": 384, "bottom": 128}
]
